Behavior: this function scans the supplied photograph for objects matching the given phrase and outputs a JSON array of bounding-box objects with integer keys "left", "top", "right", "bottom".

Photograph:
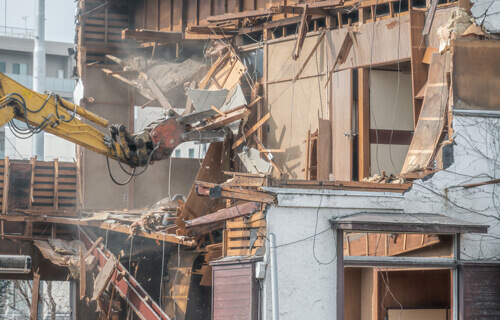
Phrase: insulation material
[
  {"left": 437, "top": 9, "right": 474, "bottom": 52},
  {"left": 187, "top": 88, "right": 229, "bottom": 111}
]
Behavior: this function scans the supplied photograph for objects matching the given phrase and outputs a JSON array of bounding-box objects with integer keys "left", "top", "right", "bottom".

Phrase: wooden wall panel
[
  {"left": 331, "top": 69, "right": 353, "bottom": 181},
  {"left": 187, "top": 0, "right": 198, "bottom": 26},
  {"left": 172, "top": 0, "right": 183, "bottom": 31},
  {"left": 145, "top": 0, "right": 157, "bottom": 30},
  {"left": 326, "top": 15, "right": 411, "bottom": 70},
  {"left": 452, "top": 40, "right": 500, "bottom": 111},
  {"left": 159, "top": 0, "right": 172, "bottom": 31}
]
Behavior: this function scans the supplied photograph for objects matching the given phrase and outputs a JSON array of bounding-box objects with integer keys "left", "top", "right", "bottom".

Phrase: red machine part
[
  {"left": 79, "top": 228, "right": 171, "bottom": 320},
  {"left": 149, "top": 118, "right": 186, "bottom": 161}
]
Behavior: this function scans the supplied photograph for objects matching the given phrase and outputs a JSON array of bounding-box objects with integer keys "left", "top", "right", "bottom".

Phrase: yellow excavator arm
[{"left": 0, "top": 72, "right": 243, "bottom": 173}]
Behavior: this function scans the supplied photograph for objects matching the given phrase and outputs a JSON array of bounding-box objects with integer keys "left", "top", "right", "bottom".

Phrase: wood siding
[
  {"left": 212, "top": 260, "right": 259, "bottom": 320},
  {"left": 463, "top": 265, "right": 500, "bottom": 320}
]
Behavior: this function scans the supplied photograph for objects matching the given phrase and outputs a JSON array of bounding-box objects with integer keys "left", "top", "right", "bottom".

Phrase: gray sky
[{"left": 1, "top": 0, "right": 76, "bottom": 43}]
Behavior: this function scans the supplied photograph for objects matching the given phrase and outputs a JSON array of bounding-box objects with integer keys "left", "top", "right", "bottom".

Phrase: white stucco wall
[
  {"left": 260, "top": 113, "right": 500, "bottom": 319},
  {"left": 262, "top": 189, "right": 405, "bottom": 320},
  {"left": 405, "top": 114, "right": 500, "bottom": 261}
]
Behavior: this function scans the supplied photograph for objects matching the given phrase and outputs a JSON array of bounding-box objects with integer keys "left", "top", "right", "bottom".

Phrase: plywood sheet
[
  {"left": 325, "top": 15, "right": 411, "bottom": 70},
  {"left": 402, "top": 52, "right": 449, "bottom": 174},
  {"left": 452, "top": 39, "right": 500, "bottom": 111},
  {"left": 317, "top": 118, "right": 332, "bottom": 180},
  {"left": 267, "top": 33, "right": 327, "bottom": 82},
  {"left": 387, "top": 309, "right": 447, "bottom": 320},
  {"left": 331, "top": 69, "right": 352, "bottom": 181},
  {"left": 266, "top": 76, "right": 327, "bottom": 179}
]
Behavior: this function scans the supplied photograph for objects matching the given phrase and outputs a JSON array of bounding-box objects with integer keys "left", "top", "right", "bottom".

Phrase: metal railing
[{"left": 0, "top": 26, "right": 34, "bottom": 39}]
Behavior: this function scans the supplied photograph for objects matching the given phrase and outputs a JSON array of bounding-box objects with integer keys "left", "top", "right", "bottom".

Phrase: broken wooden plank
[
  {"left": 221, "top": 175, "right": 266, "bottom": 188},
  {"left": 422, "top": 47, "right": 438, "bottom": 64},
  {"left": 292, "top": 5, "right": 312, "bottom": 60},
  {"left": 185, "top": 202, "right": 260, "bottom": 235},
  {"left": 79, "top": 246, "right": 86, "bottom": 300},
  {"left": 232, "top": 113, "right": 271, "bottom": 149},
  {"left": 92, "top": 254, "right": 118, "bottom": 301},
  {"left": 122, "top": 29, "right": 183, "bottom": 43},
  {"left": 145, "top": 77, "right": 173, "bottom": 111},
  {"left": 318, "top": 118, "right": 332, "bottom": 180},
  {"left": 195, "top": 105, "right": 251, "bottom": 131},
  {"left": 195, "top": 182, "right": 276, "bottom": 204},
  {"left": 422, "top": 0, "right": 439, "bottom": 36},
  {"left": 293, "top": 31, "right": 326, "bottom": 81},
  {"left": 402, "top": 52, "right": 450, "bottom": 174},
  {"left": 84, "top": 236, "right": 104, "bottom": 259}
]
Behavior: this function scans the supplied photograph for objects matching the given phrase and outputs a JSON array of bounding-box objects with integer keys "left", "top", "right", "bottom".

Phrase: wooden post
[
  {"left": 127, "top": 86, "right": 135, "bottom": 210},
  {"left": 51, "top": 224, "right": 57, "bottom": 239},
  {"left": 30, "top": 272, "right": 41, "bottom": 320},
  {"left": 80, "top": 246, "right": 86, "bottom": 300},
  {"left": 2, "top": 156, "right": 9, "bottom": 215},
  {"left": 305, "top": 129, "right": 311, "bottom": 180},
  {"left": 365, "top": 233, "right": 369, "bottom": 256},
  {"left": 54, "top": 159, "right": 59, "bottom": 211},
  {"left": 358, "top": 68, "right": 370, "bottom": 180},
  {"left": 409, "top": 9, "right": 427, "bottom": 127},
  {"left": 29, "top": 157, "right": 37, "bottom": 209},
  {"left": 25, "top": 222, "right": 33, "bottom": 237}
]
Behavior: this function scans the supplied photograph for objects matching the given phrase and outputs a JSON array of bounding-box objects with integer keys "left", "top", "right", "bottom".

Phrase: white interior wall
[{"left": 369, "top": 70, "right": 413, "bottom": 175}]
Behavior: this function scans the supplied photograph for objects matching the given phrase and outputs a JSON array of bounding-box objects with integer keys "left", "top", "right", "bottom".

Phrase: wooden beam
[
  {"left": 84, "top": 236, "right": 104, "bottom": 259},
  {"left": 79, "top": 246, "right": 86, "bottom": 300},
  {"left": 30, "top": 272, "right": 41, "bottom": 320},
  {"left": 145, "top": 77, "right": 173, "bottom": 111},
  {"left": 275, "top": 5, "right": 330, "bottom": 16},
  {"left": 186, "top": 26, "right": 239, "bottom": 35},
  {"left": 292, "top": 5, "right": 311, "bottom": 60},
  {"left": 207, "top": 8, "right": 274, "bottom": 22},
  {"left": 122, "top": 29, "right": 183, "bottom": 43},
  {"left": 358, "top": 68, "right": 370, "bottom": 180},
  {"left": 232, "top": 113, "right": 271, "bottom": 149},
  {"left": 409, "top": 10, "right": 427, "bottom": 127},
  {"left": 54, "top": 158, "right": 59, "bottom": 211},
  {"left": 293, "top": 31, "right": 326, "bottom": 81},
  {"left": 422, "top": 0, "right": 439, "bottom": 36}
]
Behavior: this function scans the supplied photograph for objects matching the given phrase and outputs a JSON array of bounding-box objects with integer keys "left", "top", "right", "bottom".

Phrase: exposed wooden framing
[
  {"left": 54, "top": 158, "right": 59, "bottom": 211},
  {"left": 305, "top": 129, "right": 311, "bottom": 180},
  {"left": 79, "top": 246, "right": 86, "bottom": 300},
  {"left": 423, "top": 0, "right": 440, "bottom": 36},
  {"left": 207, "top": 8, "right": 274, "bottom": 22},
  {"left": 122, "top": 29, "right": 183, "bottom": 42},
  {"left": 293, "top": 31, "right": 326, "bottom": 81},
  {"left": 28, "top": 157, "right": 36, "bottom": 208},
  {"left": 2, "top": 156, "right": 9, "bottom": 214},
  {"left": 51, "top": 224, "right": 57, "bottom": 239},
  {"left": 81, "top": 0, "right": 119, "bottom": 19},
  {"left": 275, "top": 5, "right": 330, "bottom": 16},
  {"left": 239, "top": 16, "right": 303, "bottom": 34},
  {"left": 409, "top": 9, "right": 427, "bottom": 127},
  {"left": 325, "top": 30, "right": 354, "bottom": 88},
  {"left": 25, "top": 222, "right": 33, "bottom": 237},
  {"left": 84, "top": 236, "right": 104, "bottom": 259},
  {"left": 273, "top": 179, "right": 412, "bottom": 192},
  {"left": 358, "top": 68, "right": 370, "bottom": 180},
  {"left": 232, "top": 113, "right": 271, "bottom": 149},
  {"left": 30, "top": 272, "right": 41, "bottom": 320}
]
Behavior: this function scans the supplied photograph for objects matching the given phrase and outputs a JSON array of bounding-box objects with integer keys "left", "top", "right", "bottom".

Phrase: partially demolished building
[{"left": 0, "top": 0, "right": 499, "bottom": 319}]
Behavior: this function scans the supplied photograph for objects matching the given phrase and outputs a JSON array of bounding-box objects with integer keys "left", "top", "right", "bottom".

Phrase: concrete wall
[
  {"left": 260, "top": 113, "right": 500, "bottom": 319},
  {"left": 81, "top": 67, "right": 200, "bottom": 210}
]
